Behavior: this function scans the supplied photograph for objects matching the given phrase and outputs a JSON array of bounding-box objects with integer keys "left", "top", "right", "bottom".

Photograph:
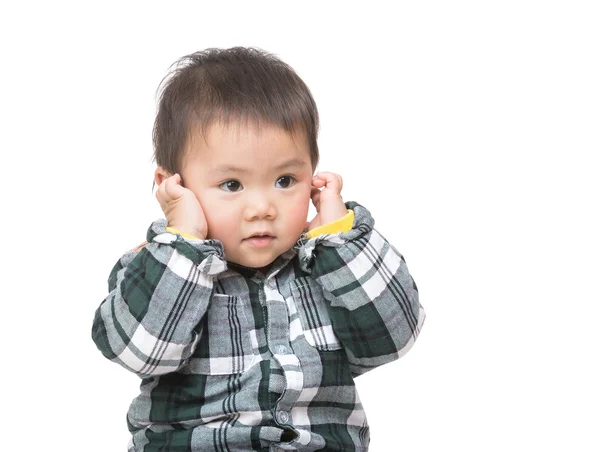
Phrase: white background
[{"left": 2, "top": 1, "right": 599, "bottom": 450}]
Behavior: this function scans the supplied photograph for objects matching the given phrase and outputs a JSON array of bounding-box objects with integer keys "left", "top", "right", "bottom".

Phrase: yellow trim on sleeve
[
  {"left": 306, "top": 210, "right": 354, "bottom": 239},
  {"left": 166, "top": 227, "right": 201, "bottom": 240}
]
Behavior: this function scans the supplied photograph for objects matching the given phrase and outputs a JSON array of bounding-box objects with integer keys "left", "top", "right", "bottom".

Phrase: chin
[{"left": 234, "top": 255, "right": 277, "bottom": 270}]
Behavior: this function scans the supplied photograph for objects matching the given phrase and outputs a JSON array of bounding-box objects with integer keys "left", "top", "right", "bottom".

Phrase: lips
[
  {"left": 246, "top": 232, "right": 275, "bottom": 239},
  {"left": 244, "top": 232, "right": 275, "bottom": 248}
]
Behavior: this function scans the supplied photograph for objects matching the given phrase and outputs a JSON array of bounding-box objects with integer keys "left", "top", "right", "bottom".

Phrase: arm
[
  {"left": 297, "top": 202, "right": 425, "bottom": 376},
  {"left": 91, "top": 219, "right": 226, "bottom": 378}
]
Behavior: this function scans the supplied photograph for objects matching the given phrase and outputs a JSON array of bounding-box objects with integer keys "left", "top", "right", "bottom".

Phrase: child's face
[{"left": 181, "top": 121, "right": 313, "bottom": 269}]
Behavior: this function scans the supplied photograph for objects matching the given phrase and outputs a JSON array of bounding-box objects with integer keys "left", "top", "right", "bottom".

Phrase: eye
[
  {"left": 275, "top": 176, "right": 296, "bottom": 189},
  {"left": 219, "top": 180, "right": 243, "bottom": 192}
]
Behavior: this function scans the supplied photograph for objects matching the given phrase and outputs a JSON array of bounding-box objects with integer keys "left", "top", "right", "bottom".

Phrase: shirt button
[
  {"left": 266, "top": 279, "right": 276, "bottom": 289},
  {"left": 276, "top": 345, "right": 289, "bottom": 355},
  {"left": 277, "top": 410, "right": 290, "bottom": 424}
]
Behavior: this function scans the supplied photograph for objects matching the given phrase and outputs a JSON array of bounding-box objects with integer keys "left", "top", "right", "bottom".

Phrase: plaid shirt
[{"left": 92, "top": 202, "right": 425, "bottom": 451}]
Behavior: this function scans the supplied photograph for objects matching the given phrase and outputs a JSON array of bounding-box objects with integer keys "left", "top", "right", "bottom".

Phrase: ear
[{"left": 154, "top": 166, "right": 172, "bottom": 187}]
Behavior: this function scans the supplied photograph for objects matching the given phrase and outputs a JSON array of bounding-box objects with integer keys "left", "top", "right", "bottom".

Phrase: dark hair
[{"left": 152, "top": 47, "right": 319, "bottom": 184}]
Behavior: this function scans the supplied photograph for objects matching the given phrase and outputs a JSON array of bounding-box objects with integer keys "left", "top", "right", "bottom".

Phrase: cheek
[
  {"left": 202, "top": 199, "right": 238, "bottom": 239},
  {"left": 284, "top": 194, "right": 310, "bottom": 229}
]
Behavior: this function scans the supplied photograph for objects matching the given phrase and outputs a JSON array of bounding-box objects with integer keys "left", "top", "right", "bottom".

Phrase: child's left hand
[{"left": 306, "top": 171, "right": 348, "bottom": 231}]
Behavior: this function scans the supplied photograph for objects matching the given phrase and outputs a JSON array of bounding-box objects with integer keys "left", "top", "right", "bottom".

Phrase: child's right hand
[{"left": 155, "top": 173, "right": 208, "bottom": 240}]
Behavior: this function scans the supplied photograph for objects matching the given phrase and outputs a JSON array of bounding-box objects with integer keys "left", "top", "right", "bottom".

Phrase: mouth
[
  {"left": 244, "top": 233, "right": 275, "bottom": 248},
  {"left": 246, "top": 232, "right": 275, "bottom": 239}
]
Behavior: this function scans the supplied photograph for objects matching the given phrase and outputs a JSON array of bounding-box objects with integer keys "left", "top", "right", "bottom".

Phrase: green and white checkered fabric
[{"left": 92, "top": 202, "right": 425, "bottom": 451}]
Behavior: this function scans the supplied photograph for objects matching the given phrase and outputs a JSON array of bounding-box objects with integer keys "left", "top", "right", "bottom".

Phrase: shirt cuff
[
  {"left": 165, "top": 227, "right": 201, "bottom": 240},
  {"left": 306, "top": 210, "right": 354, "bottom": 239}
]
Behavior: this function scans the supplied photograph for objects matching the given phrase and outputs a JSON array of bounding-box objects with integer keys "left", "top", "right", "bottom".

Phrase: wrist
[
  {"left": 319, "top": 200, "right": 348, "bottom": 225},
  {"left": 167, "top": 224, "right": 206, "bottom": 240}
]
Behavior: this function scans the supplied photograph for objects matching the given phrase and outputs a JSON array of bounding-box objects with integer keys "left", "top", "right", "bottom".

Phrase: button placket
[
  {"left": 276, "top": 345, "right": 289, "bottom": 355},
  {"left": 277, "top": 410, "right": 290, "bottom": 424},
  {"left": 264, "top": 272, "right": 303, "bottom": 432}
]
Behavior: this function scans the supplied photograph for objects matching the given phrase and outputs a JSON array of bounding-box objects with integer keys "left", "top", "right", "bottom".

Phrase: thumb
[{"left": 165, "top": 173, "right": 187, "bottom": 199}]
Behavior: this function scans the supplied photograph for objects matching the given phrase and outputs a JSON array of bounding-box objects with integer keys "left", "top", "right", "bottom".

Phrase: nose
[{"left": 244, "top": 189, "right": 276, "bottom": 221}]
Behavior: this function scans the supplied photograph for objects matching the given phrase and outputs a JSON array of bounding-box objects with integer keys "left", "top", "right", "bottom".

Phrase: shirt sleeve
[
  {"left": 305, "top": 210, "right": 354, "bottom": 238},
  {"left": 165, "top": 226, "right": 201, "bottom": 240},
  {"left": 296, "top": 202, "right": 425, "bottom": 377},
  {"left": 91, "top": 219, "right": 227, "bottom": 378}
]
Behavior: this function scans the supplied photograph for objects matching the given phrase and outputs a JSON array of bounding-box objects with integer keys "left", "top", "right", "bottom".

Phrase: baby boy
[{"left": 92, "top": 47, "right": 425, "bottom": 451}]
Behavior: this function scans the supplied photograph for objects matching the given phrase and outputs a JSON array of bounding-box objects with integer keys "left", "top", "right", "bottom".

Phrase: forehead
[{"left": 185, "top": 120, "right": 311, "bottom": 169}]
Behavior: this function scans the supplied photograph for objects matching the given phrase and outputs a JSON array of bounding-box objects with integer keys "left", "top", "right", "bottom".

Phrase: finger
[
  {"left": 156, "top": 173, "right": 175, "bottom": 199},
  {"left": 165, "top": 174, "right": 185, "bottom": 199},
  {"left": 311, "top": 176, "right": 326, "bottom": 188},
  {"left": 314, "top": 171, "right": 343, "bottom": 194},
  {"left": 310, "top": 187, "right": 321, "bottom": 209},
  {"left": 156, "top": 177, "right": 168, "bottom": 203}
]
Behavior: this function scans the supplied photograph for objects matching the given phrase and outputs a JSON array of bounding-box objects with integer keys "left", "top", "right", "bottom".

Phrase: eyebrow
[
  {"left": 275, "top": 158, "right": 307, "bottom": 171},
  {"left": 212, "top": 164, "right": 248, "bottom": 174},
  {"left": 212, "top": 159, "right": 307, "bottom": 174}
]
